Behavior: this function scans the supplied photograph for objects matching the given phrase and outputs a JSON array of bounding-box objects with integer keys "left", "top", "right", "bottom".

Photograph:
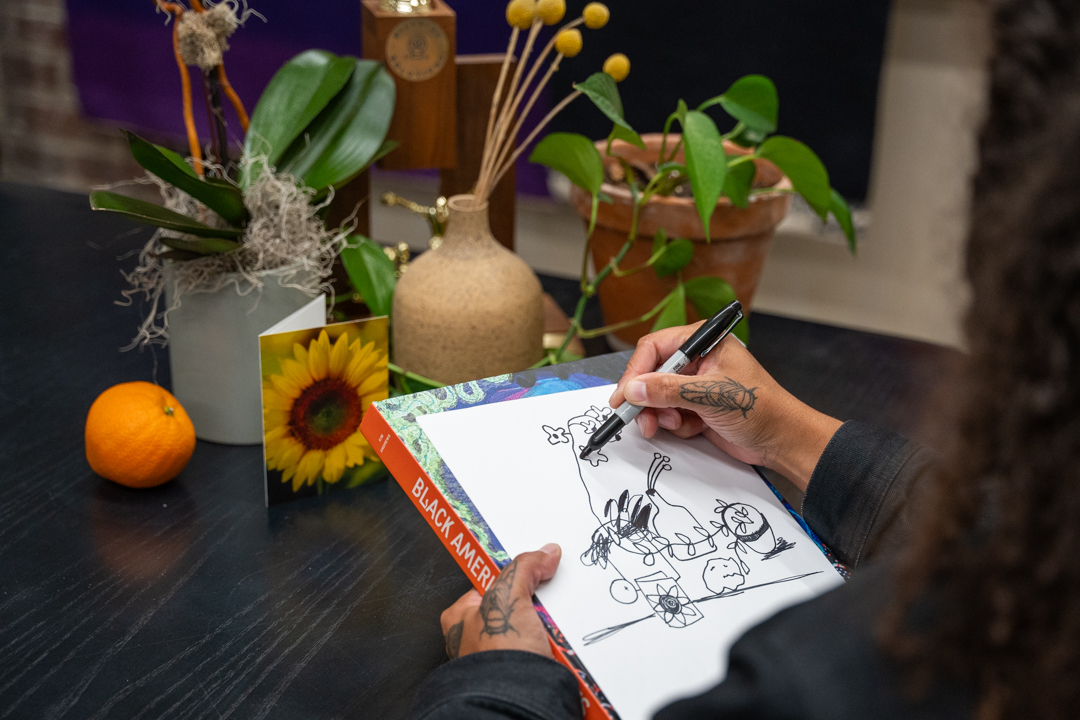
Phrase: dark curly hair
[{"left": 886, "top": 2, "right": 1080, "bottom": 718}]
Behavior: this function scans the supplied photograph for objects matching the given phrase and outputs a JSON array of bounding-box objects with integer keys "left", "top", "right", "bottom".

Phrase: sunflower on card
[{"left": 260, "top": 314, "right": 389, "bottom": 505}]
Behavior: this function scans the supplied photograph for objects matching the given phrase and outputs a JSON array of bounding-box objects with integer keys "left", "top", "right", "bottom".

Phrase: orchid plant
[
  {"left": 86, "top": 1, "right": 398, "bottom": 351},
  {"left": 90, "top": 48, "right": 397, "bottom": 260}
]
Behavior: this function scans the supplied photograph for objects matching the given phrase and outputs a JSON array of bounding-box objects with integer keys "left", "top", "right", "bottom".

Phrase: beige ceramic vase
[{"left": 392, "top": 194, "right": 545, "bottom": 385}]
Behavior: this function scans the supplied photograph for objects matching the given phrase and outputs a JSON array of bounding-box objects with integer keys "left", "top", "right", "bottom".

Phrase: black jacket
[{"left": 411, "top": 421, "right": 968, "bottom": 720}]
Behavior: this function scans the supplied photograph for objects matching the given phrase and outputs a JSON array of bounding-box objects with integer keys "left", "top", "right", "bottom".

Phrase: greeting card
[{"left": 259, "top": 295, "right": 389, "bottom": 506}]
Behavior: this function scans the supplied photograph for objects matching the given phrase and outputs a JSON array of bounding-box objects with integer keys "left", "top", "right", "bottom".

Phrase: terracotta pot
[
  {"left": 392, "top": 194, "right": 545, "bottom": 384},
  {"left": 570, "top": 134, "right": 792, "bottom": 347}
]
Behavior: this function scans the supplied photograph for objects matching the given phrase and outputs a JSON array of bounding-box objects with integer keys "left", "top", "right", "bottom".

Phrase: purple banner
[{"left": 66, "top": 0, "right": 550, "bottom": 194}]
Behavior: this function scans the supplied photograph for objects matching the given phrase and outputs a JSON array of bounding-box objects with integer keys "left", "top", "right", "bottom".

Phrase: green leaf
[
  {"left": 242, "top": 50, "right": 356, "bottom": 189},
  {"left": 89, "top": 191, "right": 243, "bottom": 239},
  {"left": 729, "top": 125, "right": 768, "bottom": 148},
  {"left": 531, "top": 133, "right": 605, "bottom": 238},
  {"left": 279, "top": 60, "right": 379, "bottom": 178},
  {"left": 159, "top": 235, "right": 243, "bottom": 255},
  {"left": 675, "top": 99, "right": 688, "bottom": 126},
  {"left": 700, "top": 75, "right": 778, "bottom": 135},
  {"left": 651, "top": 228, "right": 668, "bottom": 257},
  {"left": 340, "top": 236, "right": 396, "bottom": 317},
  {"left": 830, "top": 189, "right": 857, "bottom": 255},
  {"left": 757, "top": 136, "right": 831, "bottom": 219},
  {"left": 155, "top": 144, "right": 199, "bottom": 178},
  {"left": 656, "top": 161, "right": 685, "bottom": 176},
  {"left": 681, "top": 111, "right": 727, "bottom": 242},
  {"left": 722, "top": 159, "right": 755, "bottom": 209},
  {"left": 651, "top": 284, "right": 687, "bottom": 333},
  {"left": 653, "top": 237, "right": 693, "bottom": 278},
  {"left": 575, "top": 73, "right": 638, "bottom": 135},
  {"left": 313, "top": 139, "right": 400, "bottom": 202},
  {"left": 530, "top": 132, "right": 604, "bottom": 194},
  {"left": 124, "top": 131, "right": 248, "bottom": 226},
  {"left": 684, "top": 275, "right": 736, "bottom": 317},
  {"left": 684, "top": 276, "right": 749, "bottom": 343},
  {"left": 607, "top": 122, "right": 645, "bottom": 152},
  {"left": 298, "top": 63, "right": 397, "bottom": 191}
]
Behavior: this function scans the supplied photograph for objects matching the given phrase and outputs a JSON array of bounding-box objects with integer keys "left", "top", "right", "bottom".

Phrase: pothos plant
[
  {"left": 528, "top": 72, "right": 858, "bottom": 363},
  {"left": 343, "top": 72, "right": 856, "bottom": 379}
]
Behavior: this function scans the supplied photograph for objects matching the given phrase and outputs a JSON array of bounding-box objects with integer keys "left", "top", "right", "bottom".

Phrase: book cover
[{"left": 361, "top": 353, "right": 846, "bottom": 719}]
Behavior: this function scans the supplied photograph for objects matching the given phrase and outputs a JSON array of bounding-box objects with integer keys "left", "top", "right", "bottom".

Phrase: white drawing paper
[{"left": 418, "top": 384, "right": 843, "bottom": 720}]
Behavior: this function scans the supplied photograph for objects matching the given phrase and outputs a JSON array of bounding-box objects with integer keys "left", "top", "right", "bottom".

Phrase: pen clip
[{"left": 700, "top": 311, "right": 743, "bottom": 358}]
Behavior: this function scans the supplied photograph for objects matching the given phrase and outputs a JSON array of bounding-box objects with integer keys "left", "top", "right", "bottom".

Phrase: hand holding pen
[{"left": 604, "top": 309, "right": 844, "bottom": 493}]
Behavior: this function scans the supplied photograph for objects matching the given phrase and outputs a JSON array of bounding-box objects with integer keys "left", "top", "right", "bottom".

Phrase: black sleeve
[
  {"left": 800, "top": 420, "right": 936, "bottom": 568},
  {"left": 654, "top": 629, "right": 803, "bottom": 720},
  {"left": 410, "top": 650, "right": 584, "bottom": 720}
]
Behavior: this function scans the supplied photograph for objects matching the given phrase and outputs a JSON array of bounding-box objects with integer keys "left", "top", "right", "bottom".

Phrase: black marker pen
[{"left": 579, "top": 301, "right": 743, "bottom": 460}]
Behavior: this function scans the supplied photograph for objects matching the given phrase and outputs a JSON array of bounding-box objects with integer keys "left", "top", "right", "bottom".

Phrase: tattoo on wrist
[
  {"left": 445, "top": 620, "right": 464, "bottom": 659},
  {"left": 479, "top": 560, "right": 519, "bottom": 638},
  {"left": 680, "top": 378, "right": 758, "bottom": 418}
]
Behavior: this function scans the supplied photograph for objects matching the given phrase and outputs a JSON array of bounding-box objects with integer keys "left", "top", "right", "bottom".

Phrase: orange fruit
[{"left": 85, "top": 381, "right": 196, "bottom": 488}]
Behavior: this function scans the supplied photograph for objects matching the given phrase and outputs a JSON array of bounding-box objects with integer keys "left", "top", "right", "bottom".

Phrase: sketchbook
[{"left": 360, "top": 356, "right": 845, "bottom": 720}]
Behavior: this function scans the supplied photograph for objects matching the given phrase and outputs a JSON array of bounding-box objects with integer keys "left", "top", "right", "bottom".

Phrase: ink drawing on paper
[{"left": 417, "top": 385, "right": 843, "bottom": 720}]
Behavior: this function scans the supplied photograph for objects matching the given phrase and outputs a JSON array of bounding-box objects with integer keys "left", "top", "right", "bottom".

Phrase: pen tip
[{"left": 579, "top": 447, "right": 591, "bottom": 460}]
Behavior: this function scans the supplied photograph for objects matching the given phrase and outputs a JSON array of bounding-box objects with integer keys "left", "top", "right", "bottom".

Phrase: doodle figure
[
  {"left": 702, "top": 556, "right": 746, "bottom": 595},
  {"left": 552, "top": 407, "right": 710, "bottom": 625},
  {"left": 645, "top": 452, "right": 718, "bottom": 561},
  {"left": 636, "top": 571, "right": 702, "bottom": 628},
  {"left": 715, "top": 500, "right": 795, "bottom": 564}
]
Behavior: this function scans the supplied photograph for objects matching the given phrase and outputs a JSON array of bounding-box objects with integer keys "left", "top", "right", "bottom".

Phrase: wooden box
[{"left": 362, "top": 0, "right": 457, "bottom": 170}]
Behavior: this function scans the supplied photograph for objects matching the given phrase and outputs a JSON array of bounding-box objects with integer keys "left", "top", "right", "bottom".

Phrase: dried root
[
  {"left": 176, "top": 1, "right": 261, "bottom": 70},
  {"left": 117, "top": 159, "right": 352, "bottom": 350}
]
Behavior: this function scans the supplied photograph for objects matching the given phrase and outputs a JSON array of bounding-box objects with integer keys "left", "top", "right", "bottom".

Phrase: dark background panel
[
  {"left": 550, "top": 0, "right": 893, "bottom": 200},
  {"left": 65, "top": 0, "right": 891, "bottom": 200}
]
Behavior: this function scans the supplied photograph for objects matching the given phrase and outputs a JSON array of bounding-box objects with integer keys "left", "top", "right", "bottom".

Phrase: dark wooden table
[{"left": 0, "top": 182, "right": 959, "bottom": 719}]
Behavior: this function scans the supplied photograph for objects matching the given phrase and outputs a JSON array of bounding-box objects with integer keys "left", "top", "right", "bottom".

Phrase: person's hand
[
  {"left": 440, "top": 544, "right": 561, "bottom": 660},
  {"left": 609, "top": 323, "right": 841, "bottom": 491}
]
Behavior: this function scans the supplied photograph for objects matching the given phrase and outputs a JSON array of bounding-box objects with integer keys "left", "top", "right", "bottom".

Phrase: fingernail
[
  {"left": 540, "top": 543, "right": 560, "bottom": 555},
  {"left": 625, "top": 380, "right": 646, "bottom": 404},
  {"left": 658, "top": 411, "right": 678, "bottom": 430}
]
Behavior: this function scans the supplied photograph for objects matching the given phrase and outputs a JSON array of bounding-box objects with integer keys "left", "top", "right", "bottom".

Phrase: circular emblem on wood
[{"left": 385, "top": 18, "right": 449, "bottom": 82}]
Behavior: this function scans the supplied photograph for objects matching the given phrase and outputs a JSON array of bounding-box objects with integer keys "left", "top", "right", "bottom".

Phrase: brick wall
[{"left": 0, "top": 0, "right": 145, "bottom": 194}]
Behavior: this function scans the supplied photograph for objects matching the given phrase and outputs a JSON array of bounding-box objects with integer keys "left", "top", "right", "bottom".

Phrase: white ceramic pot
[{"left": 164, "top": 265, "right": 315, "bottom": 444}]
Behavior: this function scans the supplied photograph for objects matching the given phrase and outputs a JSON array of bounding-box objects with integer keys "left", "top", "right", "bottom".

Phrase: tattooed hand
[
  {"left": 440, "top": 544, "right": 561, "bottom": 660},
  {"left": 609, "top": 326, "right": 841, "bottom": 491}
]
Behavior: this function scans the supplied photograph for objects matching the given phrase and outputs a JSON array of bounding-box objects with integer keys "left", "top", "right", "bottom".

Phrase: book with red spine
[{"left": 360, "top": 352, "right": 846, "bottom": 720}]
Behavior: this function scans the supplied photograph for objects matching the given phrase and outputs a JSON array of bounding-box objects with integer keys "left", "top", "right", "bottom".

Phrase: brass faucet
[
  {"left": 380, "top": 192, "right": 449, "bottom": 248},
  {"left": 381, "top": 242, "right": 412, "bottom": 277}
]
